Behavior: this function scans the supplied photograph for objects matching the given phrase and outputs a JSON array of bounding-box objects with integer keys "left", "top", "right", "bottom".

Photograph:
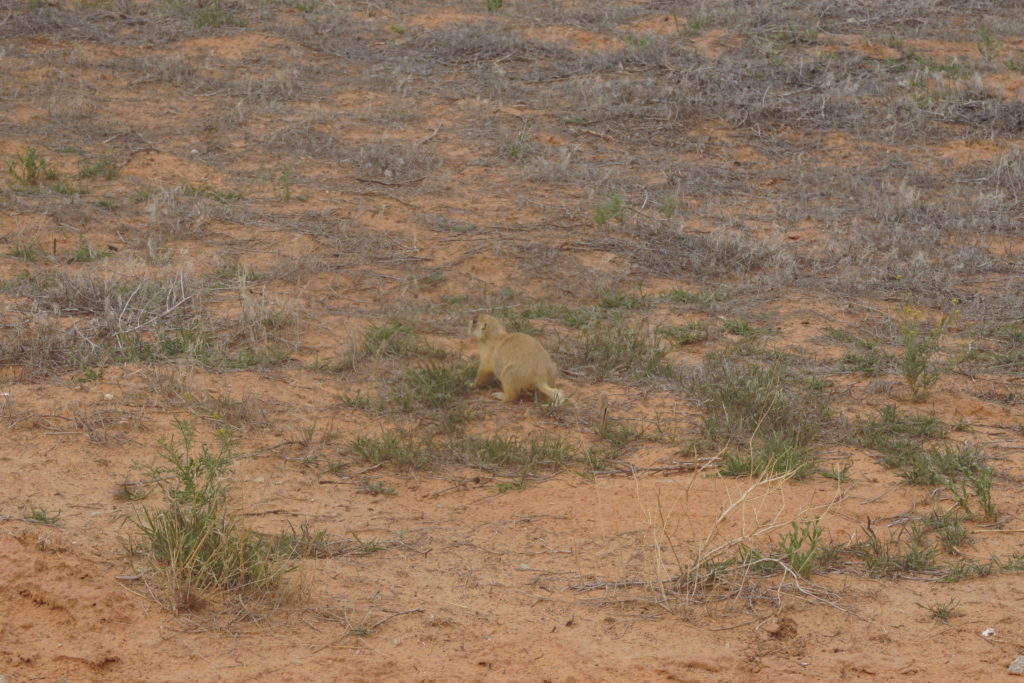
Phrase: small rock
[
  {"left": 982, "top": 628, "right": 996, "bottom": 637},
  {"left": 103, "top": 393, "right": 114, "bottom": 400},
  {"left": 1010, "top": 655, "right": 1024, "bottom": 675}
]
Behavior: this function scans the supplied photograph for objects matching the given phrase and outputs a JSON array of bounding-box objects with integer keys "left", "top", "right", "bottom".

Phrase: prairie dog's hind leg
[
  {"left": 474, "top": 366, "right": 495, "bottom": 388},
  {"left": 493, "top": 383, "right": 519, "bottom": 402}
]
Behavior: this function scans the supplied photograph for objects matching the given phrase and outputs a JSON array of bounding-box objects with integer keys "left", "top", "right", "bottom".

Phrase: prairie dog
[{"left": 470, "top": 314, "right": 564, "bottom": 404}]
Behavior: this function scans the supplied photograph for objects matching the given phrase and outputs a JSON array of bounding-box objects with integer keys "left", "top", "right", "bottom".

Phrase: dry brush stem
[{"left": 634, "top": 461, "right": 851, "bottom": 612}]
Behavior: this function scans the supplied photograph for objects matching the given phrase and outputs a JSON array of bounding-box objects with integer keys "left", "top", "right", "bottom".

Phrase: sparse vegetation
[
  {"left": 592, "top": 194, "right": 626, "bottom": 227},
  {"left": 659, "top": 322, "right": 707, "bottom": 346},
  {"left": 855, "top": 522, "right": 939, "bottom": 577},
  {"left": 7, "top": 147, "right": 56, "bottom": 186},
  {"left": 72, "top": 240, "right": 109, "bottom": 262},
  {"left": 777, "top": 518, "right": 826, "bottom": 579},
  {"left": 8, "top": 244, "right": 41, "bottom": 262},
  {"left": 3, "top": 0, "right": 1024, "bottom": 674},
  {"left": 723, "top": 319, "right": 760, "bottom": 339},
  {"left": 328, "top": 321, "right": 443, "bottom": 372},
  {"left": 126, "top": 422, "right": 295, "bottom": 610},
  {"left": 575, "top": 316, "right": 671, "bottom": 380},
  {"left": 388, "top": 360, "right": 475, "bottom": 412},
  {"left": 182, "top": 183, "right": 244, "bottom": 203},
  {"left": 351, "top": 429, "right": 434, "bottom": 470},
  {"left": 356, "top": 478, "right": 396, "bottom": 496},
  {"left": 77, "top": 156, "right": 119, "bottom": 180},
  {"left": 920, "top": 598, "right": 960, "bottom": 623},
  {"left": 454, "top": 434, "right": 579, "bottom": 477},
  {"left": 691, "top": 354, "right": 830, "bottom": 479},
  {"left": 856, "top": 406, "right": 993, "bottom": 514},
  {"left": 898, "top": 310, "right": 950, "bottom": 402},
  {"left": 22, "top": 503, "right": 61, "bottom": 526}
]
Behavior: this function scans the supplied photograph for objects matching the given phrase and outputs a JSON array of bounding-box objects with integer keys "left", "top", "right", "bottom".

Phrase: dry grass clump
[
  {"left": 261, "top": 118, "right": 345, "bottom": 161},
  {"left": 689, "top": 354, "right": 831, "bottom": 480},
  {"left": 145, "top": 187, "right": 210, "bottom": 238},
  {"left": 580, "top": 473, "right": 847, "bottom": 612},
  {"left": 14, "top": 270, "right": 200, "bottom": 323},
  {"left": 634, "top": 225, "right": 797, "bottom": 281},
  {"left": 350, "top": 428, "right": 588, "bottom": 482},
  {"left": 70, "top": 403, "right": 147, "bottom": 444},
  {"left": 412, "top": 22, "right": 571, "bottom": 65},
  {"left": 570, "top": 316, "right": 672, "bottom": 381},
  {"left": 0, "top": 270, "right": 295, "bottom": 375},
  {"left": 0, "top": 315, "right": 102, "bottom": 379},
  {"left": 322, "top": 321, "right": 445, "bottom": 373},
  {"left": 354, "top": 142, "right": 440, "bottom": 184},
  {"left": 988, "top": 147, "right": 1024, "bottom": 206}
]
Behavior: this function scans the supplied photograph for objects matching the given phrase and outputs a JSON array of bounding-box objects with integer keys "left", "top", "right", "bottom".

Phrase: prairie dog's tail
[{"left": 538, "top": 383, "right": 565, "bottom": 405}]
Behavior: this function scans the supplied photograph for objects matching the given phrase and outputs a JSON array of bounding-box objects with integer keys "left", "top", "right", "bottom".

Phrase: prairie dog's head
[{"left": 470, "top": 314, "right": 506, "bottom": 341}]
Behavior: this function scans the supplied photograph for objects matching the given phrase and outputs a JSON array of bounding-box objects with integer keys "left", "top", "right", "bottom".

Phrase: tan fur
[{"left": 469, "top": 314, "right": 564, "bottom": 404}]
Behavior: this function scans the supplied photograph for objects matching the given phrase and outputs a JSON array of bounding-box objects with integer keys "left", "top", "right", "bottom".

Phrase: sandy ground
[{"left": 2, "top": 1, "right": 1024, "bottom": 680}]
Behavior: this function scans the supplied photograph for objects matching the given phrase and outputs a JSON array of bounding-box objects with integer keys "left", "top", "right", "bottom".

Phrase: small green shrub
[
  {"left": 22, "top": 503, "right": 61, "bottom": 525},
  {"left": 192, "top": 0, "right": 243, "bottom": 29},
  {"left": 692, "top": 355, "right": 830, "bottom": 479},
  {"left": 182, "top": 183, "right": 244, "bottom": 203},
  {"left": 351, "top": 429, "right": 434, "bottom": 470},
  {"left": 841, "top": 349, "right": 889, "bottom": 375},
  {"left": 694, "top": 355, "right": 828, "bottom": 449},
  {"left": 919, "top": 598, "right": 960, "bottom": 622},
  {"left": 595, "top": 414, "right": 646, "bottom": 451},
  {"left": 778, "top": 518, "right": 824, "bottom": 579},
  {"left": 977, "top": 26, "right": 1001, "bottom": 63},
  {"left": 127, "top": 422, "right": 294, "bottom": 609},
  {"left": 859, "top": 405, "right": 946, "bottom": 442},
  {"left": 593, "top": 194, "right": 626, "bottom": 227},
  {"left": 388, "top": 360, "right": 474, "bottom": 411},
  {"left": 659, "top": 322, "right": 707, "bottom": 346},
  {"left": 77, "top": 156, "right": 120, "bottom": 180},
  {"left": 330, "top": 321, "right": 442, "bottom": 371},
  {"left": 856, "top": 522, "right": 938, "bottom": 577},
  {"left": 665, "top": 288, "right": 720, "bottom": 305},
  {"left": 7, "top": 147, "right": 56, "bottom": 186},
  {"left": 968, "top": 466, "right": 997, "bottom": 521},
  {"left": 723, "top": 319, "right": 760, "bottom": 338},
  {"left": 720, "top": 434, "right": 818, "bottom": 480},
  {"left": 363, "top": 321, "right": 428, "bottom": 357},
  {"left": 895, "top": 443, "right": 986, "bottom": 487},
  {"left": 54, "top": 181, "right": 87, "bottom": 195},
  {"left": 278, "top": 164, "right": 294, "bottom": 201},
  {"left": 8, "top": 244, "right": 41, "bottom": 262},
  {"left": 923, "top": 509, "right": 969, "bottom": 553},
  {"left": 598, "top": 288, "right": 647, "bottom": 310},
  {"left": 898, "top": 310, "right": 949, "bottom": 402},
  {"left": 454, "top": 434, "right": 578, "bottom": 476},
  {"left": 72, "top": 241, "right": 110, "bottom": 263},
  {"left": 270, "top": 521, "right": 337, "bottom": 559},
  {"left": 578, "top": 318, "right": 671, "bottom": 380}
]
